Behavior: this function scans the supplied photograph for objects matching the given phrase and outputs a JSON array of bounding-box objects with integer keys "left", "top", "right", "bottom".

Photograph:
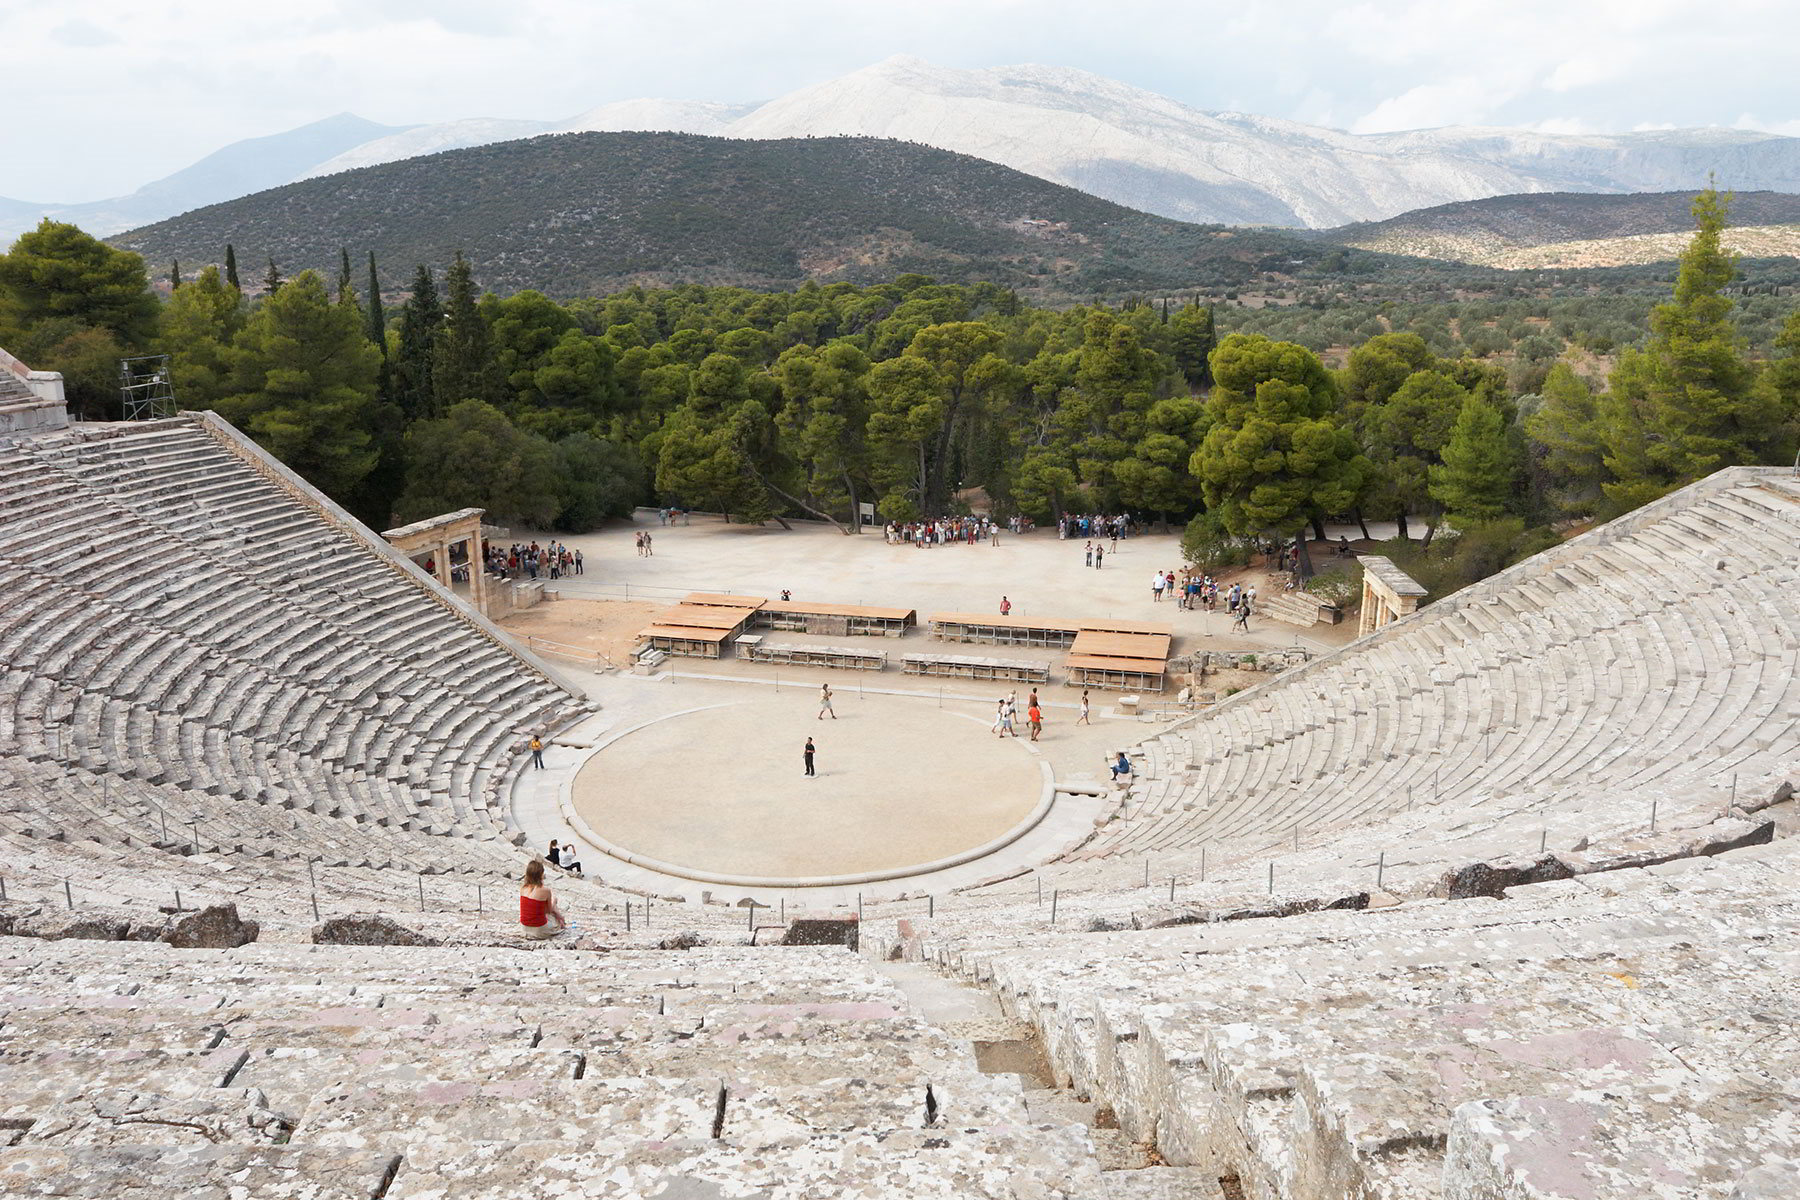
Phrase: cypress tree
[
  {"left": 263, "top": 258, "right": 283, "bottom": 296},
  {"left": 364, "top": 253, "right": 386, "bottom": 350},
  {"left": 169, "top": 259, "right": 181, "bottom": 290},
  {"left": 224, "top": 244, "right": 240, "bottom": 291},
  {"left": 336, "top": 247, "right": 354, "bottom": 305},
  {"left": 432, "top": 251, "right": 496, "bottom": 407},
  {"left": 392, "top": 264, "right": 443, "bottom": 420}
]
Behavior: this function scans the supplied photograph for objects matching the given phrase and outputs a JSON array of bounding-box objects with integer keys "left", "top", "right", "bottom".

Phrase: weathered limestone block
[
  {"left": 1441, "top": 854, "right": 1575, "bottom": 900},
  {"left": 780, "top": 912, "right": 859, "bottom": 950},
  {"left": 24, "top": 1086, "right": 289, "bottom": 1146},
  {"left": 311, "top": 914, "right": 440, "bottom": 946},
  {"left": 164, "top": 903, "right": 259, "bottom": 949},
  {"left": 293, "top": 1077, "right": 718, "bottom": 1149},
  {"left": 0, "top": 1048, "right": 246, "bottom": 1128},
  {"left": 385, "top": 1129, "right": 1106, "bottom": 1200},
  {"left": 12, "top": 912, "right": 131, "bottom": 941},
  {"left": 231, "top": 1045, "right": 582, "bottom": 1125},
  {"left": 0, "top": 1144, "right": 402, "bottom": 1199}
]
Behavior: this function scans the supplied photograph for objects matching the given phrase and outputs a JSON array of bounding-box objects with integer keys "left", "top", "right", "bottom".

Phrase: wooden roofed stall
[
  {"left": 1063, "top": 626, "right": 1172, "bottom": 692},
  {"left": 756, "top": 599, "right": 917, "bottom": 637},
  {"left": 928, "top": 612, "right": 1085, "bottom": 648},
  {"left": 639, "top": 595, "right": 765, "bottom": 659}
]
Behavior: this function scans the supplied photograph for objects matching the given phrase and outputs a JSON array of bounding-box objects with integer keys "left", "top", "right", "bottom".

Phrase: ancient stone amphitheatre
[{"left": 1, "top": 358, "right": 1796, "bottom": 1197}]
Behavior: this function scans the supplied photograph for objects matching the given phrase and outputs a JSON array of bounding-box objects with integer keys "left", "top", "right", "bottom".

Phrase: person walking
[
  {"left": 529, "top": 734, "right": 545, "bottom": 770},
  {"left": 518, "top": 859, "right": 569, "bottom": 940},
  {"left": 1078, "top": 689, "right": 1092, "bottom": 725},
  {"left": 818, "top": 684, "right": 835, "bottom": 721},
  {"left": 803, "top": 737, "right": 817, "bottom": 777},
  {"left": 1084, "top": 542, "right": 1094, "bottom": 568},
  {"left": 1000, "top": 595, "right": 1012, "bottom": 617},
  {"left": 1232, "top": 604, "right": 1250, "bottom": 632},
  {"left": 1094, "top": 545, "right": 1104, "bottom": 569},
  {"left": 1027, "top": 700, "right": 1043, "bottom": 742},
  {"left": 993, "top": 699, "right": 1008, "bottom": 738},
  {"left": 1152, "top": 571, "right": 1165, "bottom": 602},
  {"left": 644, "top": 532, "right": 653, "bottom": 556}
]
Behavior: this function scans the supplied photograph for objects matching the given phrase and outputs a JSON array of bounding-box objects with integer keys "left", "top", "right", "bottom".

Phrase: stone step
[
  {"left": 385, "top": 1128, "right": 1105, "bottom": 1200},
  {"left": 0, "top": 1144, "right": 402, "bottom": 1199}
]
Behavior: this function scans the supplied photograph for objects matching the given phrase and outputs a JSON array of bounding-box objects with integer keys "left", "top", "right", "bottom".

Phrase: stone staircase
[
  {"left": 1255, "top": 589, "right": 1331, "bottom": 628},
  {"left": 0, "top": 939, "right": 1138, "bottom": 1198}
]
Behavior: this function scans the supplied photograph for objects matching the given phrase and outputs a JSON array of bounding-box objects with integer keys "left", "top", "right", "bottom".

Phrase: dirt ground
[{"left": 499, "top": 598, "right": 661, "bottom": 668}]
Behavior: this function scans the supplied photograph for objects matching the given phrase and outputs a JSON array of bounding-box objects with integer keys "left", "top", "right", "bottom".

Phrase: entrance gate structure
[
  {"left": 1356, "top": 555, "right": 1428, "bottom": 637},
  {"left": 383, "top": 508, "right": 489, "bottom": 614}
]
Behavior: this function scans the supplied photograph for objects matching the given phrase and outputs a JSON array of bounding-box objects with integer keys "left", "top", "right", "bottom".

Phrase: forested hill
[
  {"left": 1322, "top": 189, "right": 1800, "bottom": 268},
  {"left": 110, "top": 132, "right": 1397, "bottom": 299}
]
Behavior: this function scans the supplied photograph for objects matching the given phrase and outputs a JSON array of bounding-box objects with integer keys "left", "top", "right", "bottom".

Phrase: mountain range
[
  {"left": 8, "top": 57, "right": 1800, "bottom": 247},
  {"left": 108, "top": 133, "right": 1404, "bottom": 299},
  {"left": 1323, "top": 190, "right": 1800, "bottom": 268}
]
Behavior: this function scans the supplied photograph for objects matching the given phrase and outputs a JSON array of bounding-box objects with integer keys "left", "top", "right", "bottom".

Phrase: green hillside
[{"left": 110, "top": 132, "right": 1399, "bottom": 298}]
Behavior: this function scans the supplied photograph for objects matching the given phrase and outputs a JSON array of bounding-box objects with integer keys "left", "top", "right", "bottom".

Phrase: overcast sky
[{"left": 9, "top": 0, "right": 1799, "bottom": 202}]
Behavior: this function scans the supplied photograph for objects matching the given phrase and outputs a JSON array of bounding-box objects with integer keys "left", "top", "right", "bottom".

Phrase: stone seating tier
[
  {"left": 0, "top": 942, "right": 1128, "bottom": 1199},
  {"left": 0, "top": 415, "right": 585, "bottom": 896},
  {"left": 876, "top": 835, "right": 1800, "bottom": 1200}
]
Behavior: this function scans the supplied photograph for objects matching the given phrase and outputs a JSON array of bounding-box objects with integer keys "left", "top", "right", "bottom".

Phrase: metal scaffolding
[{"left": 119, "top": 354, "right": 176, "bottom": 420}]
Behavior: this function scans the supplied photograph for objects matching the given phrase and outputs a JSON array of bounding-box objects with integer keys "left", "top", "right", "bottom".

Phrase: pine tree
[
  {"left": 391, "top": 264, "right": 442, "bottom": 420},
  {"left": 169, "top": 260, "right": 181, "bottom": 290},
  {"left": 223, "top": 244, "right": 240, "bottom": 292},
  {"left": 216, "top": 271, "right": 380, "bottom": 499},
  {"left": 1190, "top": 334, "right": 1372, "bottom": 574},
  {"left": 1430, "top": 394, "right": 1516, "bottom": 526},
  {"left": 1167, "top": 302, "right": 1216, "bottom": 389},
  {"left": 262, "top": 258, "right": 283, "bottom": 296},
  {"left": 1601, "top": 184, "right": 1780, "bottom": 506},
  {"left": 157, "top": 266, "right": 244, "bottom": 409},
  {"left": 1525, "top": 362, "right": 1608, "bottom": 514},
  {"left": 432, "top": 251, "right": 495, "bottom": 407}
]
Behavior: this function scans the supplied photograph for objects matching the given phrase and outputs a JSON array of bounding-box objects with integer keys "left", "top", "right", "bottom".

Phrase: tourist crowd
[{"left": 485, "top": 541, "right": 583, "bottom": 581}]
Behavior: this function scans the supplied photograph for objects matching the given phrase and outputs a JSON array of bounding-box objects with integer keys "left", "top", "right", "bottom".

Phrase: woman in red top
[{"left": 519, "top": 859, "right": 567, "bottom": 939}]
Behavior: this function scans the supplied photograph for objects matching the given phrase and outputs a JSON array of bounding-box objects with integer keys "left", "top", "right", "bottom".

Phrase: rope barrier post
[
  {"left": 928, "top": 895, "right": 935, "bottom": 918},
  {"left": 779, "top": 897, "right": 785, "bottom": 926},
  {"left": 1036, "top": 875, "right": 1043, "bottom": 907},
  {"left": 1650, "top": 799, "right": 1657, "bottom": 834},
  {"left": 747, "top": 902, "right": 755, "bottom": 933},
  {"left": 174, "top": 887, "right": 181, "bottom": 912},
  {"left": 645, "top": 898, "right": 651, "bottom": 929},
  {"left": 419, "top": 873, "right": 425, "bottom": 913},
  {"left": 476, "top": 884, "right": 482, "bottom": 914},
  {"left": 64, "top": 878, "right": 73, "bottom": 909},
  {"left": 1293, "top": 824, "right": 1300, "bottom": 852},
  {"left": 0, "top": 877, "right": 6, "bottom": 902},
  {"left": 1376, "top": 851, "right": 1385, "bottom": 892},
  {"left": 1168, "top": 876, "right": 1175, "bottom": 902},
  {"left": 1049, "top": 889, "right": 1058, "bottom": 925},
  {"left": 1144, "top": 858, "right": 1150, "bottom": 889},
  {"left": 1201, "top": 845, "right": 1207, "bottom": 884},
  {"left": 625, "top": 901, "right": 632, "bottom": 933},
  {"left": 1267, "top": 862, "right": 1274, "bottom": 895},
  {"left": 1540, "top": 828, "right": 1548, "bottom": 854},
  {"left": 857, "top": 892, "right": 863, "bottom": 923}
]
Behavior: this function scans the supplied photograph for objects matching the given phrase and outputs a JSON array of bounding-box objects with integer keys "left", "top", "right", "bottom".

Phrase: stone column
[
  {"left": 467, "top": 531, "right": 486, "bottom": 614},
  {"left": 436, "top": 542, "right": 451, "bottom": 588}
]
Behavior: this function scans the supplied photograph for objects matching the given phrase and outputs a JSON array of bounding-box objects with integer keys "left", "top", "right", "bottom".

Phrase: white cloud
[{"left": 3, "top": 0, "right": 1798, "bottom": 201}]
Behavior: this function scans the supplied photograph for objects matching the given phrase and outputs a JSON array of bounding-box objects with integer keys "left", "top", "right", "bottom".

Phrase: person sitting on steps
[
  {"left": 1110, "top": 751, "right": 1133, "bottom": 782},
  {"left": 519, "top": 858, "right": 569, "bottom": 940}
]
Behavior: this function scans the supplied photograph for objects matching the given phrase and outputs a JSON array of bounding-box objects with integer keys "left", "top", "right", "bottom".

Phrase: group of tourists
[
  {"left": 486, "top": 541, "right": 581, "bottom": 581},
  {"left": 633, "top": 530, "right": 655, "bottom": 556},
  {"left": 991, "top": 688, "right": 1047, "bottom": 741},
  {"left": 886, "top": 517, "right": 1003, "bottom": 546},
  {"left": 1058, "top": 513, "right": 1136, "bottom": 542},
  {"left": 653, "top": 507, "right": 690, "bottom": 525}
]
